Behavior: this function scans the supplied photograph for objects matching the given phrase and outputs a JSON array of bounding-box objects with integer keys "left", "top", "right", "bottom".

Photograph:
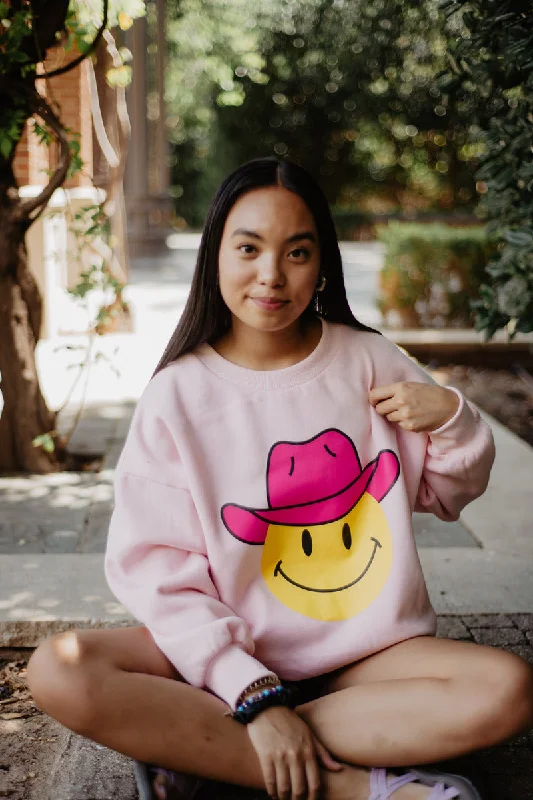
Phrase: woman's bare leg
[
  {"left": 27, "top": 627, "right": 268, "bottom": 788},
  {"left": 26, "top": 627, "right": 358, "bottom": 798},
  {"left": 297, "top": 635, "right": 533, "bottom": 767},
  {"left": 26, "top": 627, "right": 533, "bottom": 799}
]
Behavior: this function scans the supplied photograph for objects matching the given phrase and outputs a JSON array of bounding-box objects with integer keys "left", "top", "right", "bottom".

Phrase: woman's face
[{"left": 217, "top": 186, "right": 321, "bottom": 334}]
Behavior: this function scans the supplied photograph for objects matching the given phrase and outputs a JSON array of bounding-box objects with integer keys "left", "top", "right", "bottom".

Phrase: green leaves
[
  {"left": 376, "top": 221, "right": 491, "bottom": 328},
  {"left": 0, "top": 105, "right": 27, "bottom": 162},
  {"left": 167, "top": 0, "right": 483, "bottom": 227},
  {"left": 67, "top": 132, "right": 83, "bottom": 177},
  {"left": 0, "top": 6, "right": 35, "bottom": 75},
  {"left": 504, "top": 229, "right": 533, "bottom": 248},
  {"left": 66, "top": 203, "right": 125, "bottom": 329},
  {"left": 72, "top": 0, "right": 145, "bottom": 34},
  {"left": 32, "top": 433, "right": 56, "bottom": 454},
  {"left": 441, "top": 0, "right": 533, "bottom": 338},
  {"left": 33, "top": 121, "right": 53, "bottom": 148},
  {"left": 0, "top": 137, "right": 11, "bottom": 160}
]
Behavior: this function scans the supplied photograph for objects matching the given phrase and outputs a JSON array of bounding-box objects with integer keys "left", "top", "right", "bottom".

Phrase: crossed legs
[
  {"left": 26, "top": 626, "right": 533, "bottom": 797},
  {"left": 302, "top": 634, "right": 533, "bottom": 766}
]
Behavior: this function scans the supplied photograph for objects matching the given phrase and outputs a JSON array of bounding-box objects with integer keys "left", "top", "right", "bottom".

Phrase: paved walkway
[{"left": 4, "top": 615, "right": 532, "bottom": 800}]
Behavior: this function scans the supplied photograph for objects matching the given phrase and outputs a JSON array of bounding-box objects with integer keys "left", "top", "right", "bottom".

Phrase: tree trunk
[
  {"left": 0, "top": 0, "right": 112, "bottom": 474},
  {"left": 0, "top": 229, "right": 58, "bottom": 474}
]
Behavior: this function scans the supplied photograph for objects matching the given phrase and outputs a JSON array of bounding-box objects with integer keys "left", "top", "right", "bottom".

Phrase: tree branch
[
  {"left": 14, "top": 88, "right": 71, "bottom": 227},
  {"left": 35, "top": 0, "right": 109, "bottom": 80}
]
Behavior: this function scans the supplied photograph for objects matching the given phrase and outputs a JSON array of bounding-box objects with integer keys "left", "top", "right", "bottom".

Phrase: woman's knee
[
  {"left": 467, "top": 649, "right": 533, "bottom": 745},
  {"left": 498, "top": 652, "right": 533, "bottom": 734},
  {"left": 27, "top": 630, "right": 106, "bottom": 736}
]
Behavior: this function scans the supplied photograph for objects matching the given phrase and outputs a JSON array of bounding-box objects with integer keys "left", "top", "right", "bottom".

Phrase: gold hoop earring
[{"left": 316, "top": 275, "right": 327, "bottom": 293}]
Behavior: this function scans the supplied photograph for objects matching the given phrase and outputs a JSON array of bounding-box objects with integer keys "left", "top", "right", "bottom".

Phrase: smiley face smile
[
  {"left": 273, "top": 537, "right": 382, "bottom": 593},
  {"left": 261, "top": 495, "right": 393, "bottom": 620}
]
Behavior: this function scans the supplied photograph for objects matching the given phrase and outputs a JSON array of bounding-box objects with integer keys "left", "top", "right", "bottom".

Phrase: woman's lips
[{"left": 250, "top": 297, "right": 289, "bottom": 311}]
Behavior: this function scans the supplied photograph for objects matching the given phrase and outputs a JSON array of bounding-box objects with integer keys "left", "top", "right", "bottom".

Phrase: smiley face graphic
[
  {"left": 261, "top": 494, "right": 393, "bottom": 621},
  {"left": 221, "top": 429, "right": 400, "bottom": 622}
]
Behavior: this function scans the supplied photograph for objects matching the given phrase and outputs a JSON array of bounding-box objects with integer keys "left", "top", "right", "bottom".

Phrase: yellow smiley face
[{"left": 261, "top": 493, "right": 393, "bottom": 621}]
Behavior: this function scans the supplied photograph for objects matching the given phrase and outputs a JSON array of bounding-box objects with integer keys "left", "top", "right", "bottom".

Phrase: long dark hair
[{"left": 153, "top": 157, "right": 380, "bottom": 376}]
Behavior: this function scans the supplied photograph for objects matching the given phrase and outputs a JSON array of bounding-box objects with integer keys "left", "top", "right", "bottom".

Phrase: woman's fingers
[
  {"left": 305, "top": 754, "right": 322, "bottom": 800},
  {"left": 262, "top": 759, "right": 278, "bottom": 800},
  {"left": 246, "top": 707, "right": 341, "bottom": 799},
  {"left": 287, "top": 751, "right": 308, "bottom": 799},
  {"left": 313, "top": 736, "right": 343, "bottom": 772},
  {"left": 373, "top": 396, "right": 400, "bottom": 416},
  {"left": 275, "top": 757, "right": 292, "bottom": 800},
  {"left": 369, "top": 383, "right": 400, "bottom": 404},
  {"left": 384, "top": 409, "right": 404, "bottom": 423}
]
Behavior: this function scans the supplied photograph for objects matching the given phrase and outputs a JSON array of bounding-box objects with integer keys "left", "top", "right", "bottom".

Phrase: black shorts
[{"left": 281, "top": 673, "right": 332, "bottom": 708}]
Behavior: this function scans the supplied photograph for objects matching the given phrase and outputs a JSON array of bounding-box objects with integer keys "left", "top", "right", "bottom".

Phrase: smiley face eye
[
  {"left": 302, "top": 529, "right": 313, "bottom": 557},
  {"left": 342, "top": 523, "right": 352, "bottom": 550}
]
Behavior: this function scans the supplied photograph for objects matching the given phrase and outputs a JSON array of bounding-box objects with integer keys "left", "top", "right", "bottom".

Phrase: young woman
[{"left": 27, "top": 158, "right": 533, "bottom": 800}]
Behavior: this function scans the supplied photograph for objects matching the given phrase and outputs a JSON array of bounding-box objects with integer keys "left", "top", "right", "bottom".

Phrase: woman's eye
[
  {"left": 238, "top": 244, "right": 256, "bottom": 254},
  {"left": 237, "top": 245, "right": 310, "bottom": 258},
  {"left": 290, "top": 248, "right": 310, "bottom": 259}
]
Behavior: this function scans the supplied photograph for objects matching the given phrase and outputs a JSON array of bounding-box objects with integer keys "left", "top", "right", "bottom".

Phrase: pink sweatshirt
[{"left": 105, "top": 320, "right": 495, "bottom": 709}]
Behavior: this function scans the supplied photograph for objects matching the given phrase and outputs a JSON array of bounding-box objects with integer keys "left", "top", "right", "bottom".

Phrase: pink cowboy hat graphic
[{"left": 221, "top": 428, "right": 400, "bottom": 545}]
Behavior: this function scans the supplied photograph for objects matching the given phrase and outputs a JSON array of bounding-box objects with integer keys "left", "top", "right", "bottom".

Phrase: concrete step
[{"left": 387, "top": 328, "right": 533, "bottom": 368}]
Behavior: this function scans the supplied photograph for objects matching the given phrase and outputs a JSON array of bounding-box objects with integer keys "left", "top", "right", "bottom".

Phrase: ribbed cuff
[
  {"left": 428, "top": 386, "right": 477, "bottom": 447},
  {"left": 204, "top": 645, "right": 276, "bottom": 710}
]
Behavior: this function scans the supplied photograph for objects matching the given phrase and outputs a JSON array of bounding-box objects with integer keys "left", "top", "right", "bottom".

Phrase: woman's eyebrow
[{"left": 231, "top": 228, "right": 317, "bottom": 244}]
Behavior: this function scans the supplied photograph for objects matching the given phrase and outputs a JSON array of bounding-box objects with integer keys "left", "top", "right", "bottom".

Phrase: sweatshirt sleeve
[
  {"left": 414, "top": 385, "right": 495, "bottom": 521},
  {"left": 369, "top": 334, "right": 495, "bottom": 522},
  {"left": 104, "top": 371, "right": 272, "bottom": 709}
]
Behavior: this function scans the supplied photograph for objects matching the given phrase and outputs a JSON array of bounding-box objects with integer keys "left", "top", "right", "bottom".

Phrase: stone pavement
[
  {"left": 4, "top": 614, "right": 531, "bottom": 800},
  {"left": 206, "top": 611, "right": 533, "bottom": 800}
]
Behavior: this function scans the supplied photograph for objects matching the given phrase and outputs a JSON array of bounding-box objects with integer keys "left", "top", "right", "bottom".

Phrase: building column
[
  {"left": 123, "top": 16, "right": 149, "bottom": 247},
  {"left": 155, "top": 0, "right": 170, "bottom": 197},
  {"left": 124, "top": 5, "right": 173, "bottom": 257}
]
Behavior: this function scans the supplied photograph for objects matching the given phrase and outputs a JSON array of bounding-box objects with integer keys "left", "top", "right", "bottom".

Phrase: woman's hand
[
  {"left": 369, "top": 382, "right": 460, "bottom": 433},
  {"left": 246, "top": 705, "right": 343, "bottom": 800}
]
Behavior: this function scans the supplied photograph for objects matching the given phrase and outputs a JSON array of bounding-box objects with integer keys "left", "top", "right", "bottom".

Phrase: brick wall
[{"left": 13, "top": 51, "right": 93, "bottom": 189}]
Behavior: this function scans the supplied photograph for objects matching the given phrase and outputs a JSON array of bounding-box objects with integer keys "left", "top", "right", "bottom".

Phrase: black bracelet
[{"left": 231, "top": 685, "right": 294, "bottom": 724}]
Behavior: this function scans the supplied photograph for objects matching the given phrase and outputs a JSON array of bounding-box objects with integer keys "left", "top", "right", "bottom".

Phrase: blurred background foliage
[
  {"left": 164, "top": 0, "right": 488, "bottom": 228},
  {"left": 439, "top": 0, "right": 533, "bottom": 337},
  {"left": 376, "top": 222, "right": 494, "bottom": 328},
  {"left": 162, "top": 0, "right": 533, "bottom": 336}
]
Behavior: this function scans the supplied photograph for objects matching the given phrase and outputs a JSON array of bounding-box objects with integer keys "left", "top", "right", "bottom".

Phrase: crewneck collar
[{"left": 194, "top": 319, "right": 339, "bottom": 390}]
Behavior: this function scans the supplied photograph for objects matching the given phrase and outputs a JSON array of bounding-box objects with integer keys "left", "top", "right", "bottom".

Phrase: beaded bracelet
[
  {"left": 235, "top": 674, "right": 281, "bottom": 709},
  {"left": 231, "top": 684, "right": 293, "bottom": 724}
]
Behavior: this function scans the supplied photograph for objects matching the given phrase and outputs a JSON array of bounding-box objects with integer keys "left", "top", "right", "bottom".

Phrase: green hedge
[
  {"left": 375, "top": 222, "right": 495, "bottom": 329},
  {"left": 331, "top": 209, "right": 481, "bottom": 242}
]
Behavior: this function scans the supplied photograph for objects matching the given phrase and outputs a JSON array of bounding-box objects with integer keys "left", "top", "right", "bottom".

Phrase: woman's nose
[{"left": 257, "top": 255, "right": 285, "bottom": 286}]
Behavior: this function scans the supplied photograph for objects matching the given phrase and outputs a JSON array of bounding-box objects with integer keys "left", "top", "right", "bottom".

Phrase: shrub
[
  {"left": 376, "top": 222, "right": 495, "bottom": 328},
  {"left": 439, "top": 0, "right": 533, "bottom": 338}
]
